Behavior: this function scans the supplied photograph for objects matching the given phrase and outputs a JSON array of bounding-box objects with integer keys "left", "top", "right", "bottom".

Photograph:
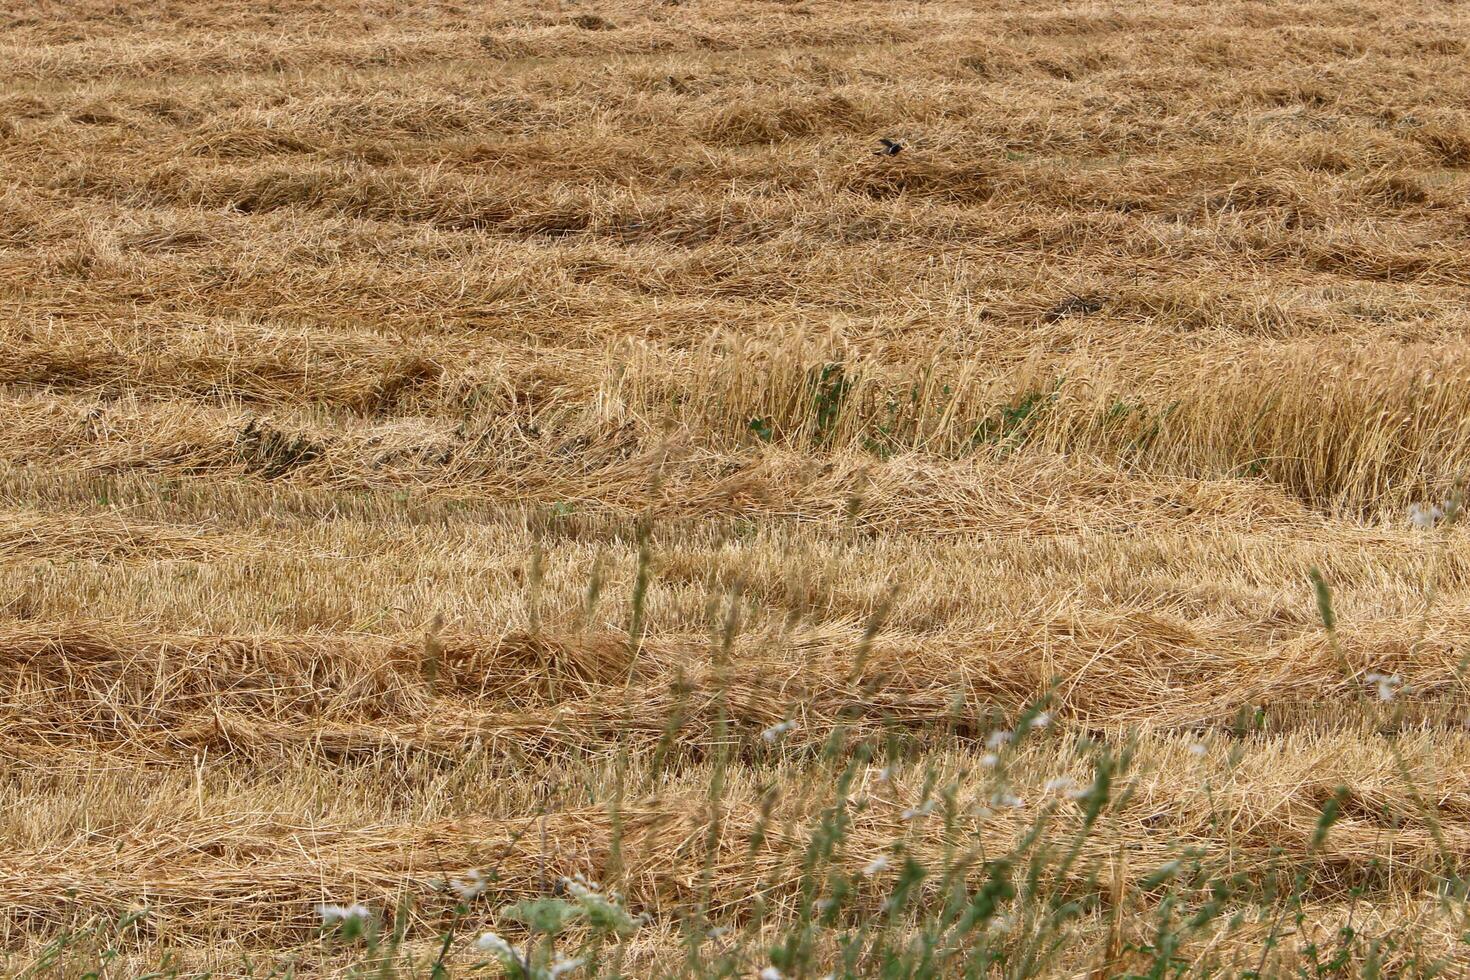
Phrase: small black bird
[{"left": 874, "top": 138, "right": 904, "bottom": 157}]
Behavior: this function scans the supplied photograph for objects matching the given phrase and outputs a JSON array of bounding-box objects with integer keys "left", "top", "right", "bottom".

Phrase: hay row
[
  {"left": 7, "top": 733, "right": 1470, "bottom": 952},
  {"left": 6, "top": 619, "right": 1470, "bottom": 754}
]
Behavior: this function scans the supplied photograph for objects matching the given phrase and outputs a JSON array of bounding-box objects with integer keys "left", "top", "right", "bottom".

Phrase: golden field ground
[{"left": 4, "top": 0, "right": 1470, "bottom": 975}]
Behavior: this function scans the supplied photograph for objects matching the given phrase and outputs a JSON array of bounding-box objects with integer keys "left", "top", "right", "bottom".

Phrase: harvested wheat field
[{"left": 4, "top": 0, "right": 1470, "bottom": 976}]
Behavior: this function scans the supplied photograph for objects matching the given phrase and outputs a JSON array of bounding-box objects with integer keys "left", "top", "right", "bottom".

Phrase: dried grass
[{"left": 5, "top": 0, "right": 1470, "bottom": 973}]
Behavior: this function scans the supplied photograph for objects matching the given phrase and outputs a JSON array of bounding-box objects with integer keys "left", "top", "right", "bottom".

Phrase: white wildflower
[
  {"left": 862, "top": 855, "right": 891, "bottom": 876},
  {"left": 316, "top": 903, "right": 371, "bottom": 925},
  {"left": 901, "top": 799, "right": 937, "bottom": 820},
  {"left": 550, "top": 956, "right": 585, "bottom": 978},
  {"left": 875, "top": 765, "right": 894, "bottom": 782},
  {"left": 980, "top": 752, "right": 999, "bottom": 768},
  {"left": 1187, "top": 742, "right": 1207, "bottom": 757},
  {"left": 476, "top": 931, "right": 516, "bottom": 957},
  {"left": 985, "top": 730, "right": 1012, "bottom": 750},
  {"left": 1410, "top": 502, "right": 1445, "bottom": 529},
  {"left": 1029, "top": 712, "right": 1052, "bottom": 729},
  {"left": 760, "top": 968, "right": 785, "bottom": 980},
  {"left": 560, "top": 875, "right": 641, "bottom": 935},
  {"left": 1365, "top": 671, "right": 1402, "bottom": 702},
  {"left": 762, "top": 719, "right": 798, "bottom": 743},
  {"left": 707, "top": 925, "right": 731, "bottom": 939},
  {"left": 561, "top": 875, "right": 598, "bottom": 901},
  {"left": 1043, "top": 777, "right": 1075, "bottom": 794},
  {"left": 992, "top": 792, "right": 1025, "bottom": 809},
  {"left": 451, "top": 868, "right": 488, "bottom": 901}
]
